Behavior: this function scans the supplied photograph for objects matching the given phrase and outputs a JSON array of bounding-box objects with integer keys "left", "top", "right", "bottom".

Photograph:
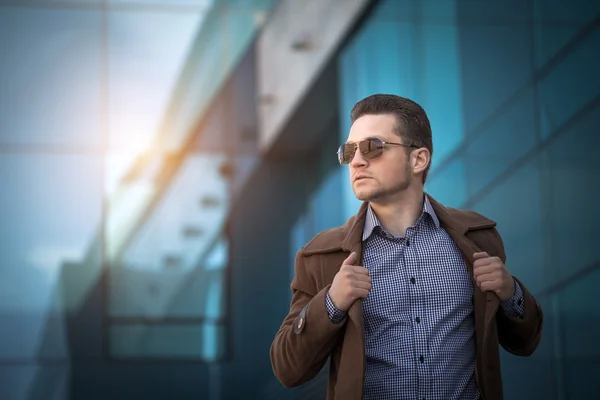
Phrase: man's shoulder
[
  {"left": 443, "top": 206, "right": 497, "bottom": 230},
  {"left": 427, "top": 194, "right": 497, "bottom": 231}
]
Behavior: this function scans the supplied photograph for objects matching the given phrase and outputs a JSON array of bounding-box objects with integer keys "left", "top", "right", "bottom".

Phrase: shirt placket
[{"left": 405, "top": 226, "right": 429, "bottom": 400}]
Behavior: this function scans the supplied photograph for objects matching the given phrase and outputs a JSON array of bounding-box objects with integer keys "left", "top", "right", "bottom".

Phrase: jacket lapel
[
  {"left": 341, "top": 201, "right": 369, "bottom": 328},
  {"left": 338, "top": 202, "right": 369, "bottom": 399},
  {"left": 428, "top": 195, "right": 500, "bottom": 396},
  {"left": 428, "top": 195, "right": 500, "bottom": 312}
]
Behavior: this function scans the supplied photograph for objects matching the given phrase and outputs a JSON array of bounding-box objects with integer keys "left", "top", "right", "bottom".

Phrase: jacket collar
[
  {"left": 303, "top": 193, "right": 496, "bottom": 255},
  {"left": 340, "top": 201, "right": 369, "bottom": 252},
  {"left": 426, "top": 194, "right": 496, "bottom": 235}
]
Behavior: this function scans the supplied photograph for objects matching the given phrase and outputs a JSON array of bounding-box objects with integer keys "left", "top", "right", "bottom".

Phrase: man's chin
[{"left": 354, "top": 189, "right": 380, "bottom": 202}]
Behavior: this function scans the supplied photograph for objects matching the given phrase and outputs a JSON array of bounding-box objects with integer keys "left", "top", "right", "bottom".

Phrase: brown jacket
[{"left": 270, "top": 195, "right": 543, "bottom": 400}]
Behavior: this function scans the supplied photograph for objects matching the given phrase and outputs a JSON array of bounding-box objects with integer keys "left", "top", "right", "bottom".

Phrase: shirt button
[
  {"left": 415, "top": 317, "right": 421, "bottom": 324},
  {"left": 406, "top": 239, "right": 410, "bottom": 246},
  {"left": 410, "top": 277, "right": 416, "bottom": 284},
  {"left": 419, "top": 355, "right": 424, "bottom": 363}
]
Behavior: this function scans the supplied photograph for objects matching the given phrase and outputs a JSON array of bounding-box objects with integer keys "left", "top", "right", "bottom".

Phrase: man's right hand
[{"left": 328, "top": 252, "right": 372, "bottom": 311}]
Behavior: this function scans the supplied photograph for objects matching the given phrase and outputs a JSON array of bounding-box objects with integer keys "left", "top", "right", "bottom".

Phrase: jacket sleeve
[
  {"left": 497, "top": 276, "right": 544, "bottom": 356},
  {"left": 491, "top": 228, "right": 544, "bottom": 356},
  {"left": 270, "top": 249, "right": 346, "bottom": 388}
]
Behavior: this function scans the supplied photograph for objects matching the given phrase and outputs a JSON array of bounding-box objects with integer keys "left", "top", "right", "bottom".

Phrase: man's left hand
[{"left": 473, "top": 252, "right": 515, "bottom": 301}]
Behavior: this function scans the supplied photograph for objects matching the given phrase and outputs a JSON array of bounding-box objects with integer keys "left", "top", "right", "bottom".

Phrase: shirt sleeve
[
  {"left": 500, "top": 278, "right": 525, "bottom": 318},
  {"left": 325, "top": 291, "right": 348, "bottom": 324}
]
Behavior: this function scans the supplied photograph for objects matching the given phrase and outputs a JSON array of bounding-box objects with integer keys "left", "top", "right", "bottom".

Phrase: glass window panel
[
  {"left": 108, "top": 0, "right": 212, "bottom": 6},
  {"left": 114, "top": 153, "right": 228, "bottom": 269},
  {"left": 0, "top": 365, "right": 69, "bottom": 400},
  {"left": 500, "top": 296, "right": 558, "bottom": 399},
  {"left": 0, "top": 154, "right": 103, "bottom": 358},
  {"left": 368, "top": 0, "right": 410, "bottom": 20},
  {"left": 310, "top": 169, "right": 343, "bottom": 234},
  {"left": 192, "top": 99, "right": 233, "bottom": 153},
  {"left": 109, "top": 262, "right": 227, "bottom": 319},
  {"left": 545, "top": 105, "right": 600, "bottom": 285},
  {"left": 462, "top": 88, "right": 537, "bottom": 198},
  {"left": 46, "top": 0, "right": 103, "bottom": 3},
  {"left": 421, "top": 14, "right": 465, "bottom": 165},
  {"left": 425, "top": 158, "right": 467, "bottom": 208},
  {"left": 108, "top": 154, "right": 229, "bottom": 319},
  {"left": 110, "top": 323, "right": 227, "bottom": 360},
  {"left": 232, "top": 155, "right": 259, "bottom": 198},
  {"left": 457, "top": 14, "right": 533, "bottom": 136},
  {"left": 340, "top": 167, "right": 363, "bottom": 222},
  {"left": 0, "top": 8, "right": 103, "bottom": 147},
  {"left": 0, "top": 366, "right": 38, "bottom": 400},
  {"left": 164, "top": 0, "right": 277, "bottom": 151},
  {"left": 224, "top": 0, "right": 278, "bottom": 10},
  {"left": 538, "top": 27, "right": 600, "bottom": 139},
  {"left": 310, "top": 130, "right": 344, "bottom": 234},
  {"left": 290, "top": 215, "right": 307, "bottom": 285},
  {"left": 337, "top": 10, "right": 416, "bottom": 127},
  {"left": 371, "top": 0, "right": 531, "bottom": 24},
  {"left": 369, "top": 21, "right": 403, "bottom": 94},
  {"left": 353, "top": 21, "right": 382, "bottom": 96},
  {"left": 106, "top": 10, "right": 203, "bottom": 153},
  {"left": 559, "top": 268, "right": 600, "bottom": 397},
  {"left": 203, "top": 236, "right": 229, "bottom": 271},
  {"left": 466, "top": 161, "right": 546, "bottom": 295},
  {"left": 534, "top": 0, "right": 600, "bottom": 69},
  {"left": 455, "top": 0, "right": 531, "bottom": 24},
  {"left": 168, "top": 238, "right": 228, "bottom": 318}
]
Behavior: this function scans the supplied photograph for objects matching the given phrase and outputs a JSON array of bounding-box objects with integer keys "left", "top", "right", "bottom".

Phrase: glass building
[{"left": 0, "top": 0, "right": 598, "bottom": 399}]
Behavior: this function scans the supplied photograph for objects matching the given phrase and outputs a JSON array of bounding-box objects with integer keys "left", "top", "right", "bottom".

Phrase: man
[{"left": 270, "top": 94, "right": 543, "bottom": 400}]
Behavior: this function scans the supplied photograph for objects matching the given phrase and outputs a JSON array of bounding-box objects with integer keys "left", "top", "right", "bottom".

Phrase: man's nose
[{"left": 350, "top": 146, "right": 367, "bottom": 167}]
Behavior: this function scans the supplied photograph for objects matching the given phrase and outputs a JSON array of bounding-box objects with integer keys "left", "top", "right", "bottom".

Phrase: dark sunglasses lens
[
  {"left": 338, "top": 138, "right": 385, "bottom": 164},
  {"left": 337, "top": 144, "right": 355, "bottom": 164},
  {"left": 360, "top": 138, "right": 384, "bottom": 160}
]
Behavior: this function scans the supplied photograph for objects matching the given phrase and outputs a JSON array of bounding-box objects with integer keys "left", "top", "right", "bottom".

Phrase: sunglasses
[{"left": 337, "top": 137, "right": 418, "bottom": 165}]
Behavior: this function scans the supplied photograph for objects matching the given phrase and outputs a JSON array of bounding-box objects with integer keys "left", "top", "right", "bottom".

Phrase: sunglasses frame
[{"left": 337, "top": 137, "right": 418, "bottom": 165}]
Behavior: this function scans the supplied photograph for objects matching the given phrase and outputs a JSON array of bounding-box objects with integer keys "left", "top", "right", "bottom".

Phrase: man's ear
[{"left": 412, "top": 148, "right": 431, "bottom": 175}]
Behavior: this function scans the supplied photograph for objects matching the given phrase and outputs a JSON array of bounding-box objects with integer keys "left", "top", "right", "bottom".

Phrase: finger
[
  {"left": 473, "top": 264, "right": 496, "bottom": 277},
  {"left": 475, "top": 272, "right": 499, "bottom": 286},
  {"left": 473, "top": 257, "right": 493, "bottom": 270},
  {"left": 347, "top": 265, "right": 370, "bottom": 275},
  {"left": 352, "top": 280, "right": 372, "bottom": 291},
  {"left": 474, "top": 256, "right": 503, "bottom": 272},
  {"left": 351, "top": 274, "right": 372, "bottom": 286},
  {"left": 480, "top": 279, "right": 501, "bottom": 292},
  {"left": 343, "top": 252, "right": 358, "bottom": 266},
  {"left": 354, "top": 288, "right": 370, "bottom": 299},
  {"left": 473, "top": 252, "right": 489, "bottom": 260},
  {"left": 352, "top": 273, "right": 372, "bottom": 284}
]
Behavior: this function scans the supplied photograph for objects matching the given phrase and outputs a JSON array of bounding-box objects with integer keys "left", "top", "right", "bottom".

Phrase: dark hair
[{"left": 350, "top": 94, "right": 433, "bottom": 183}]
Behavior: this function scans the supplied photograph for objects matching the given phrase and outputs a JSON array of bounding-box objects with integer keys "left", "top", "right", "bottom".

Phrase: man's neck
[{"left": 369, "top": 188, "right": 425, "bottom": 237}]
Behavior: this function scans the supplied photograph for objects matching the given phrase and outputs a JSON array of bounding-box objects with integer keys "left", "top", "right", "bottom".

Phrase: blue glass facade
[{"left": 0, "top": 1, "right": 279, "bottom": 399}]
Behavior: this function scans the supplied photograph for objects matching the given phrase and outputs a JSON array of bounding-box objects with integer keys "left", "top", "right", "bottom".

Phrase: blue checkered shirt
[{"left": 325, "top": 197, "right": 524, "bottom": 399}]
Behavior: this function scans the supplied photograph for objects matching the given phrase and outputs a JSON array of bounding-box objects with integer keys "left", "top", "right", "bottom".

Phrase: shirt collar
[{"left": 362, "top": 194, "right": 440, "bottom": 241}]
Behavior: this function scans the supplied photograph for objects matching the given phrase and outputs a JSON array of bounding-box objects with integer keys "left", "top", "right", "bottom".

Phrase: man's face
[{"left": 346, "top": 114, "right": 414, "bottom": 203}]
